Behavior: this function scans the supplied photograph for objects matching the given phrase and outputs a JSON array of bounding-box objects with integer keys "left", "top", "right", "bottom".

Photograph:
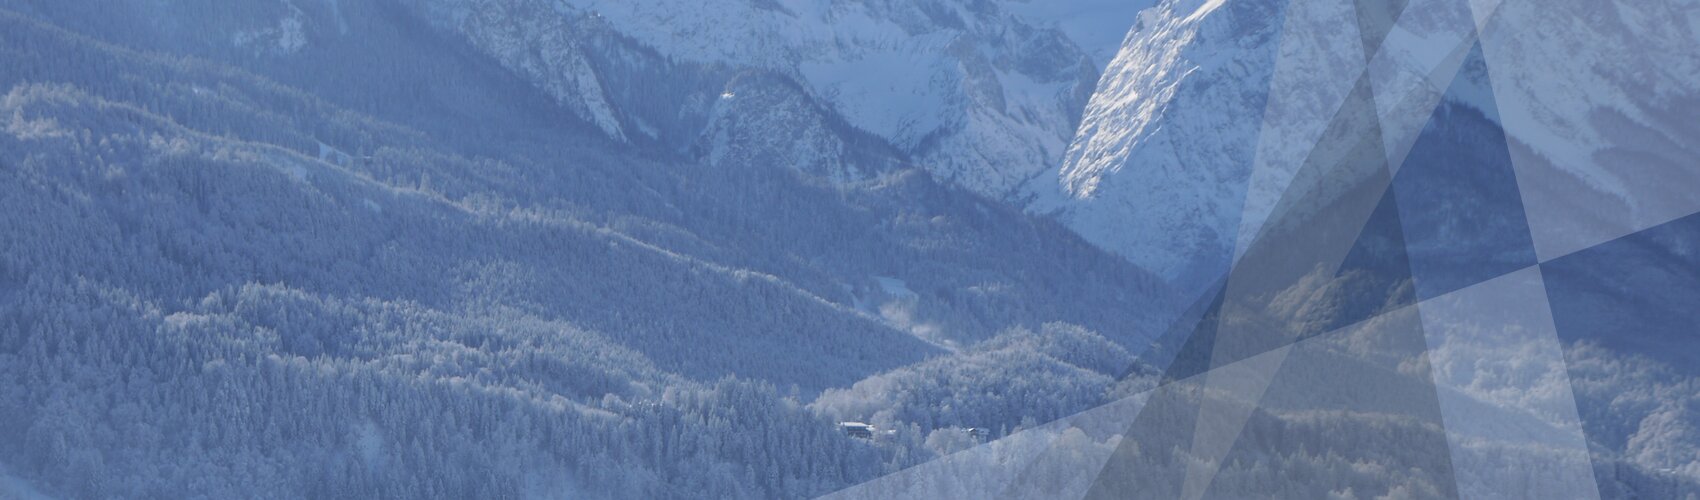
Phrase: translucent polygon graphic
[
  {"left": 1353, "top": 0, "right": 1410, "bottom": 58},
  {"left": 1196, "top": 304, "right": 1458, "bottom": 499},
  {"left": 1543, "top": 212, "right": 1700, "bottom": 495},
  {"left": 1213, "top": 71, "right": 1395, "bottom": 365},
  {"left": 1043, "top": 0, "right": 1292, "bottom": 301},
  {"left": 1234, "top": 0, "right": 1367, "bottom": 263},
  {"left": 1364, "top": 0, "right": 1493, "bottom": 175},
  {"left": 825, "top": 0, "right": 1700, "bottom": 496},
  {"left": 1137, "top": 279, "right": 1228, "bottom": 383},
  {"left": 821, "top": 394, "right": 1151, "bottom": 500},
  {"left": 1330, "top": 188, "right": 1419, "bottom": 329},
  {"left": 1417, "top": 267, "right": 1598, "bottom": 499},
  {"left": 1080, "top": 303, "right": 1471, "bottom": 499},
  {"left": 1081, "top": 347, "right": 1294, "bottom": 500},
  {"left": 1474, "top": 0, "right": 1700, "bottom": 262},
  {"left": 1160, "top": 2, "right": 1434, "bottom": 493},
  {"left": 991, "top": 394, "right": 1158, "bottom": 500},
  {"left": 1544, "top": 211, "right": 1700, "bottom": 375},
  {"left": 1390, "top": 44, "right": 1538, "bottom": 300},
  {"left": 1175, "top": 91, "right": 1397, "bottom": 500}
]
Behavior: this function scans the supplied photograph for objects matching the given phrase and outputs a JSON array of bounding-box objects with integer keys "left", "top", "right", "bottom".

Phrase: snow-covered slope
[
  {"left": 1003, "top": 0, "right": 1158, "bottom": 66},
  {"left": 1024, "top": 0, "right": 1289, "bottom": 295},
  {"left": 1, "top": 0, "right": 1697, "bottom": 497},
  {"left": 1028, "top": 0, "right": 1700, "bottom": 296},
  {"left": 410, "top": 0, "right": 1106, "bottom": 198},
  {"left": 450, "top": 0, "right": 628, "bottom": 140},
  {"left": 1465, "top": 0, "right": 1700, "bottom": 261},
  {"left": 0, "top": 5, "right": 1184, "bottom": 496},
  {"left": 695, "top": 71, "right": 906, "bottom": 182}
]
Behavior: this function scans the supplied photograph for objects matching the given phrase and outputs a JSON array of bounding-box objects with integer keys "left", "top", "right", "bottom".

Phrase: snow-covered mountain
[
  {"left": 385, "top": 0, "right": 1700, "bottom": 307},
  {"left": 400, "top": 0, "right": 1108, "bottom": 198},
  {"left": 694, "top": 71, "right": 907, "bottom": 182},
  {"left": 38, "top": 0, "right": 1691, "bottom": 302},
  {"left": 2, "top": 0, "right": 1697, "bottom": 498},
  {"left": 1023, "top": 0, "right": 1289, "bottom": 295},
  {"left": 1027, "top": 0, "right": 1700, "bottom": 296},
  {"left": 0, "top": 1, "right": 1205, "bottom": 496}
]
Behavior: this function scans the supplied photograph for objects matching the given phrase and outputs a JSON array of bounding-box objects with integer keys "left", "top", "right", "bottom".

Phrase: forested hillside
[
  {"left": 4, "top": 0, "right": 1697, "bottom": 498},
  {"left": 0, "top": 4, "right": 1175, "bottom": 498}
]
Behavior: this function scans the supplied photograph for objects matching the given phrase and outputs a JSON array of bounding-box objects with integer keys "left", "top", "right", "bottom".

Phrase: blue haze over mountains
[{"left": 1, "top": 0, "right": 1698, "bottom": 498}]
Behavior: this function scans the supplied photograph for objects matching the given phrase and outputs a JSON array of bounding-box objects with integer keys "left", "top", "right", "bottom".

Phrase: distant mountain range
[{"left": 1, "top": 0, "right": 1696, "bottom": 498}]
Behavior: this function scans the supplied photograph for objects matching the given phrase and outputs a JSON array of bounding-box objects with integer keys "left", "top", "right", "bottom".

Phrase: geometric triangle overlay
[
  {"left": 1391, "top": 44, "right": 1539, "bottom": 301},
  {"left": 827, "top": 0, "right": 1700, "bottom": 496}
]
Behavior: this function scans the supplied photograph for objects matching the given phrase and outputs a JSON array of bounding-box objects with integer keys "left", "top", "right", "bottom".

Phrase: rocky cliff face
[
  {"left": 1022, "top": 0, "right": 1289, "bottom": 295},
  {"left": 405, "top": 0, "right": 1105, "bottom": 197},
  {"left": 1027, "top": 0, "right": 1700, "bottom": 296},
  {"left": 70, "top": 0, "right": 1696, "bottom": 302}
]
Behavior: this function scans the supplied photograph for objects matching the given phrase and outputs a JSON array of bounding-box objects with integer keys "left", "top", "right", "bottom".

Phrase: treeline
[{"left": 0, "top": 3, "right": 1182, "bottom": 498}]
